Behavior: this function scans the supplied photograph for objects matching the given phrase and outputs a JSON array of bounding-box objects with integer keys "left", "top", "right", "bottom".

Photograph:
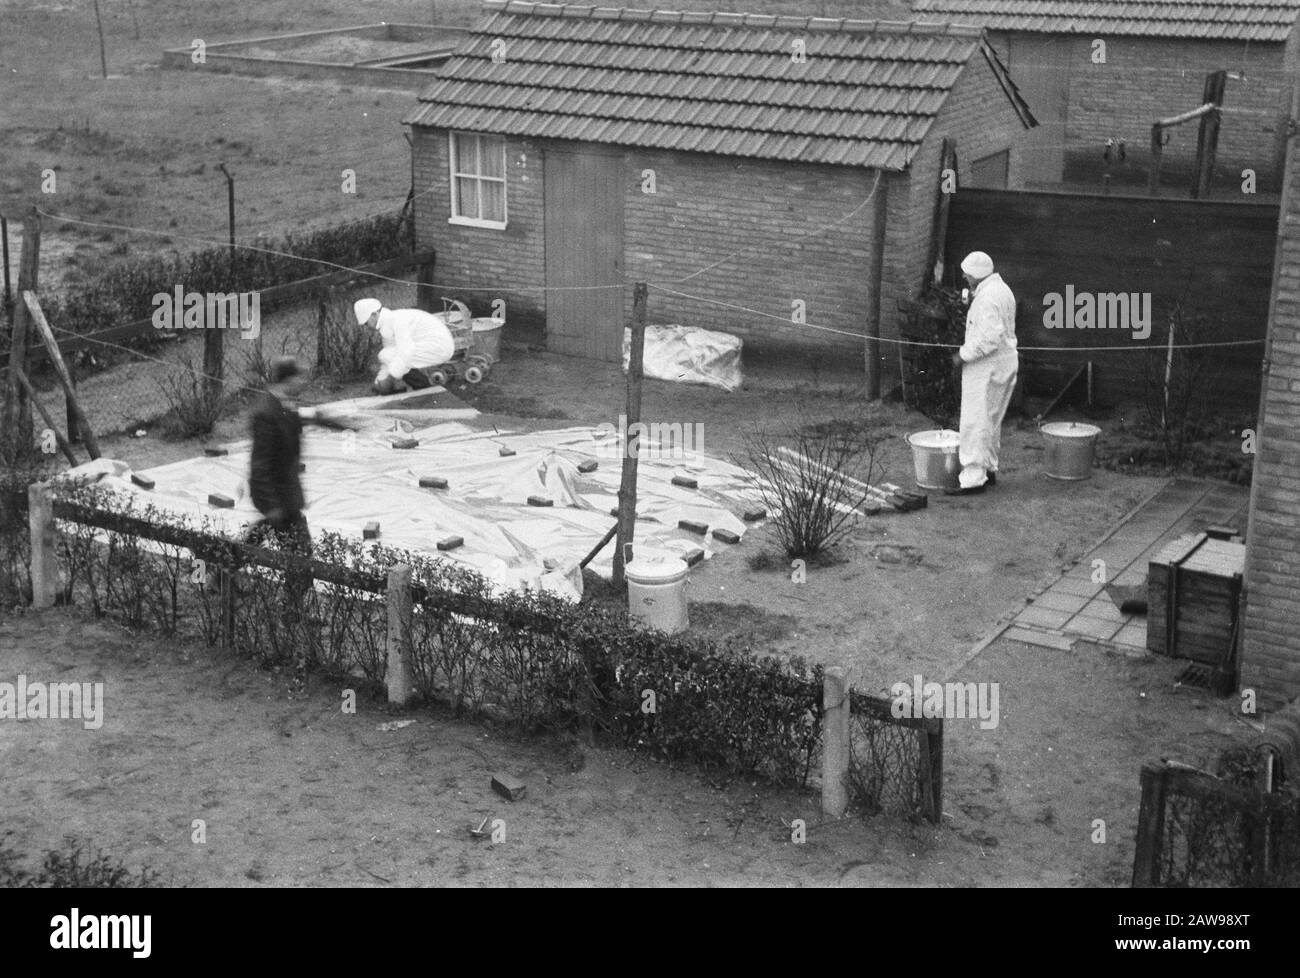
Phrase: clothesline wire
[{"left": 647, "top": 283, "right": 1266, "bottom": 352}]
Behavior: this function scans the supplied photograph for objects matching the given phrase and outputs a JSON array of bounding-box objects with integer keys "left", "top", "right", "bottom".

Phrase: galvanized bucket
[{"left": 1041, "top": 421, "right": 1101, "bottom": 480}]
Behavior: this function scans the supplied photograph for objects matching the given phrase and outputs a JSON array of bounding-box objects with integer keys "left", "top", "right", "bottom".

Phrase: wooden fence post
[
  {"left": 386, "top": 563, "right": 414, "bottom": 706},
  {"left": 3, "top": 206, "right": 40, "bottom": 464},
  {"left": 1191, "top": 70, "right": 1227, "bottom": 200},
  {"left": 28, "top": 481, "right": 57, "bottom": 609},
  {"left": 24, "top": 291, "right": 100, "bottom": 460},
  {"left": 1148, "top": 124, "right": 1164, "bottom": 197},
  {"left": 920, "top": 718, "right": 944, "bottom": 824},
  {"left": 1132, "top": 761, "right": 1170, "bottom": 886},
  {"left": 822, "top": 666, "right": 850, "bottom": 818},
  {"left": 612, "top": 282, "right": 647, "bottom": 588}
]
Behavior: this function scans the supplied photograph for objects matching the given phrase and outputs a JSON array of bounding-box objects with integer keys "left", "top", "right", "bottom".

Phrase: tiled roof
[
  {"left": 910, "top": 0, "right": 1300, "bottom": 42},
  {"left": 404, "top": 1, "right": 1035, "bottom": 170}
]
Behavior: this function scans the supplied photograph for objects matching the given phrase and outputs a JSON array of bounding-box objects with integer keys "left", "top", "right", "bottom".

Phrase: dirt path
[{"left": 0, "top": 606, "right": 1244, "bottom": 887}]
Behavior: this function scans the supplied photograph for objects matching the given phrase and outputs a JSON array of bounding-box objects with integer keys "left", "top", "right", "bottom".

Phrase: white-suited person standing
[
  {"left": 353, "top": 297, "right": 456, "bottom": 395},
  {"left": 947, "top": 251, "right": 1018, "bottom": 495}
]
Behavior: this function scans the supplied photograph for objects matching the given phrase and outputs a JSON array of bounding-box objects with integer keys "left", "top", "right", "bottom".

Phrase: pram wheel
[
  {"left": 429, "top": 367, "right": 451, "bottom": 387},
  {"left": 464, "top": 364, "right": 485, "bottom": 384}
]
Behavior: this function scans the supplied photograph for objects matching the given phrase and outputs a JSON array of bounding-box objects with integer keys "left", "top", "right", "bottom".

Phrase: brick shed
[
  {"left": 1242, "top": 74, "right": 1300, "bottom": 711},
  {"left": 404, "top": 1, "right": 1035, "bottom": 365},
  {"left": 910, "top": 0, "right": 1300, "bottom": 191}
]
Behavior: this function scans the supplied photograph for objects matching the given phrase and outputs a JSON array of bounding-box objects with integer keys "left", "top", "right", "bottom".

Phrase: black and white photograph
[{"left": 0, "top": 0, "right": 1295, "bottom": 924}]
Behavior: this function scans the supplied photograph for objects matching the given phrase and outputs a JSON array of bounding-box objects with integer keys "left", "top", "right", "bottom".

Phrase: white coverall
[
  {"left": 374, "top": 308, "right": 456, "bottom": 386},
  {"left": 957, "top": 273, "right": 1019, "bottom": 489}
]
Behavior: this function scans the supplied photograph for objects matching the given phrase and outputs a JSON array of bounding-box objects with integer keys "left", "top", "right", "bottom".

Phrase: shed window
[{"left": 449, "top": 132, "right": 507, "bottom": 228}]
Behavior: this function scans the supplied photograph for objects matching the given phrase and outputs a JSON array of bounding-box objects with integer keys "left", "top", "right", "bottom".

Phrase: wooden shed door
[{"left": 544, "top": 145, "right": 625, "bottom": 361}]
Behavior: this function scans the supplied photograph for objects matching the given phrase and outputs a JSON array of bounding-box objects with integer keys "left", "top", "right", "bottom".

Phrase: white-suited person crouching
[{"left": 353, "top": 297, "right": 456, "bottom": 395}]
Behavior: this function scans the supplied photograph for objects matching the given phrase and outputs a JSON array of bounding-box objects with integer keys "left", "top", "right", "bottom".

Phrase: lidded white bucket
[
  {"left": 624, "top": 546, "right": 689, "bottom": 634},
  {"left": 906, "top": 429, "right": 962, "bottom": 490}
]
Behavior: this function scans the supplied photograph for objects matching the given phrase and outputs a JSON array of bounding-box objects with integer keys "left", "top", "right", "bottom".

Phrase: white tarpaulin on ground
[
  {"left": 78, "top": 392, "right": 765, "bottom": 602},
  {"left": 622, "top": 324, "right": 743, "bottom": 392}
]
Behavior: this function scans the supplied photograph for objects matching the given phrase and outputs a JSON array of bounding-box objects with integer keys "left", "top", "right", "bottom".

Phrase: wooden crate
[{"left": 1147, "top": 533, "right": 1245, "bottom": 669}]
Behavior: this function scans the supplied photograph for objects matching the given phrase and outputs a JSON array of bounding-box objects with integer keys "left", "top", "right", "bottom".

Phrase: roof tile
[
  {"left": 910, "top": 0, "right": 1299, "bottom": 41},
  {"left": 410, "top": 1, "right": 1034, "bottom": 168}
]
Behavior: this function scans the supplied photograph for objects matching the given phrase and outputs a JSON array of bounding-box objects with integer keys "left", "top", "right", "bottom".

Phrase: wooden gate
[{"left": 543, "top": 144, "right": 626, "bottom": 361}]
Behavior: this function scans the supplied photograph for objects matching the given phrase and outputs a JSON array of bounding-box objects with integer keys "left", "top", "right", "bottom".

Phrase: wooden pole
[
  {"left": 1132, "top": 762, "right": 1170, "bottom": 886},
  {"left": 208, "top": 165, "right": 235, "bottom": 403},
  {"left": 924, "top": 137, "right": 958, "bottom": 293},
  {"left": 612, "top": 282, "right": 647, "bottom": 589},
  {"left": 64, "top": 356, "right": 80, "bottom": 445},
  {"left": 1, "top": 215, "right": 11, "bottom": 322},
  {"left": 1191, "top": 70, "right": 1227, "bottom": 199},
  {"left": 579, "top": 522, "right": 619, "bottom": 570},
  {"left": 386, "top": 563, "right": 414, "bottom": 706},
  {"left": 92, "top": 0, "right": 109, "bottom": 79},
  {"left": 23, "top": 291, "right": 101, "bottom": 459},
  {"left": 11, "top": 364, "right": 78, "bottom": 465},
  {"left": 821, "top": 666, "right": 850, "bottom": 818},
  {"left": 28, "top": 482, "right": 58, "bottom": 609},
  {"left": 923, "top": 718, "right": 944, "bottom": 824},
  {"left": 1148, "top": 124, "right": 1164, "bottom": 197},
  {"left": 865, "top": 175, "right": 888, "bottom": 400},
  {"left": 3, "top": 206, "right": 40, "bottom": 464}
]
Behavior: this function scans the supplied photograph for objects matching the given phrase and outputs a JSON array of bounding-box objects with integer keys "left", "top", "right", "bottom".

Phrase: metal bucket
[
  {"left": 1042, "top": 421, "right": 1101, "bottom": 480},
  {"left": 470, "top": 317, "right": 503, "bottom": 363},
  {"left": 906, "top": 429, "right": 962, "bottom": 490},
  {"left": 624, "top": 545, "right": 689, "bottom": 634}
]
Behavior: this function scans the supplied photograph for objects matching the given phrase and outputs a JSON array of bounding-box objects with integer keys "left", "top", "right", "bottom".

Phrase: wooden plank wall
[{"left": 944, "top": 188, "right": 1278, "bottom": 411}]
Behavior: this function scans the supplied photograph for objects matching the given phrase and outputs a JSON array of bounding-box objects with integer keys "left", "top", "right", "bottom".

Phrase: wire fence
[
  {"left": 848, "top": 690, "right": 943, "bottom": 823},
  {"left": 1134, "top": 758, "right": 1300, "bottom": 887}
]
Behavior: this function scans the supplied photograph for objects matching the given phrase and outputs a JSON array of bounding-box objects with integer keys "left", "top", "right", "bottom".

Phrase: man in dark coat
[{"left": 248, "top": 357, "right": 312, "bottom": 691}]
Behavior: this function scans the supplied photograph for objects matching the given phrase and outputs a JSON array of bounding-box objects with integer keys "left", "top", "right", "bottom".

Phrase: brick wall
[
  {"left": 880, "top": 44, "right": 1031, "bottom": 346},
  {"left": 411, "top": 128, "right": 548, "bottom": 329},
  {"left": 1243, "top": 102, "right": 1300, "bottom": 709},
  {"left": 620, "top": 149, "right": 880, "bottom": 355},
  {"left": 409, "top": 44, "right": 1031, "bottom": 363},
  {"left": 1041, "top": 35, "right": 1290, "bottom": 190}
]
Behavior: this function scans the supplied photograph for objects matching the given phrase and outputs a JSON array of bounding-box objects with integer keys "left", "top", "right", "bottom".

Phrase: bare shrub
[
  {"left": 315, "top": 290, "right": 379, "bottom": 380},
  {"left": 1141, "top": 302, "right": 1225, "bottom": 467},
  {"left": 742, "top": 415, "right": 883, "bottom": 559},
  {"left": 155, "top": 350, "right": 225, "bottom": 438}
]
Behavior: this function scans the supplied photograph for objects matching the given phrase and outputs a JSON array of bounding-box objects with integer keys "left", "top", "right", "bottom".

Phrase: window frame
[{"left": 448, "top": 131, "right": 508, "bottom": 229}]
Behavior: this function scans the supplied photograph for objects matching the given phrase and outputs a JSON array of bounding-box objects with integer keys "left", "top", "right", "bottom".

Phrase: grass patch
[
  {"left": 686, "top": 600, "right": 798, "bottom": 648},
  {"left": 0, "top": 834, "right": 161, "bottom": 888}
]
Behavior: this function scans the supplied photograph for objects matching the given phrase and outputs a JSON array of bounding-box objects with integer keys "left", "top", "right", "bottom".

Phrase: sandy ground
[
  {"left": 0, "top": 603, "right": 1245, "bottom": 887},
  {"left": 0, "top": 0, "right": 1256, "bottom": 887},
  {"left": 0, "top": 345, "right": 1250, "bottom": 887}
]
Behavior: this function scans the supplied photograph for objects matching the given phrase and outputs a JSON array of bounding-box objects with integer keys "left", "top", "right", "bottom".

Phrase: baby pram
[{"left": 426, "top": 298, "right": 497, "bottom": 386}]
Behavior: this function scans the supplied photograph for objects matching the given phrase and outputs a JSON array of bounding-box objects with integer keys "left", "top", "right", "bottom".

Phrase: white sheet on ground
[
  {"left": 104, "top": 420, "right": 766, "bottom": 604},
  {"left": 622, "top": 324, "right": 743, "bottom": 392}
]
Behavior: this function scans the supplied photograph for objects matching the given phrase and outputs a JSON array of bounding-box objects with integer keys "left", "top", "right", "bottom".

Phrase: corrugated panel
[
  {"left": 406, "top": 3, "right": 1034, "bottom": 168},
  {"left": 911, "top": 0, "right": 1299, "bottom": 41}
]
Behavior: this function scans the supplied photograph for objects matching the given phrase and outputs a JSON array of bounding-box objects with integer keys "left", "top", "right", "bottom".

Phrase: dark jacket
[{"left": 248, "top": 391, "right": 303, "bottom": 522}]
